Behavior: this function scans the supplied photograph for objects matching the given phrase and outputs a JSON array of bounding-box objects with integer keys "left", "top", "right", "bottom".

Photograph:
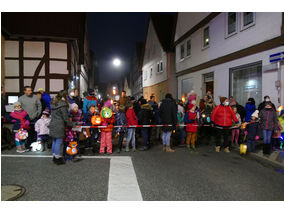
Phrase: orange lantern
[
  {"left": 91, "top": 115, "right": 102, "bottom": 125},
  {"left": 181, "top": 95, "right": 185, "bottom": 103},
  {"left": 66, "top": 141, "right": 78, "bottom": 155}
]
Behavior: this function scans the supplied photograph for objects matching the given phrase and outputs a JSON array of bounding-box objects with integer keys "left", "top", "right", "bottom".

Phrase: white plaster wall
[
  {"left": 24, "top": 79, "right": 32, "bottom": 87},
  {"left": 50, "top": 79, "right": 64, "bottom": 92},
  {"left": 24, "top": 60, "right": 45, "bottom": 76},
  {"left": 24, "top": 41, "right": 44, "bottom": 58},
  {"left": 49, "top": 61, "right": 68, "bottom": 74},
  {"left": 5, "top": 79, "right": 19, "bottom": 92},
  {"left": 142, "top": 20, "right": 168, "bottom": 88},
  {"left": 50, "top": 42, "right": 67, "bottom": 59},
  {"left": 176, "top": 12, "right": 283, "bottom": 73},
  {"left": 178, "top": 46, "right": 284, "bottom": 107},
  {"left": 5, "top": 41, "right": 19, "bottom": 57},
  {"left": 5, "top": 60, "right": 19, "bottom": 76}
]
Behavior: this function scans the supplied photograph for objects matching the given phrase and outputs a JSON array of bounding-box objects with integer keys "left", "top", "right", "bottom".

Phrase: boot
[
  {"left": 224, "top": 147, "right": 230, "bottom": 153},
  {"left": 186, "top": 144, "right": 191, "bottom": 150},
  {"left": 191, "top": 145, "right": 197, "bottom": 152},
  {"left": 54, "top": 157, "right": 65, "bottom": 165},
  {"left": 163, "top": 145, "right": 166, "bottom": 152},
  {"left": 166, "top": 146, "right": 175, "bottom": 152},
  {"left": 16, "top": 146, "right": 25, "bottom": 153},
  {"left": 215, "top": 146, "right": 221, "bottom": 152}
]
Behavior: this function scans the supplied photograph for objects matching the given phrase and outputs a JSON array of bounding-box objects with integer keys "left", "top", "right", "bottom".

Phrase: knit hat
[
  {"left": 71, "top": 103, "right": 78, "bottom": 110},
  {"left": 13, "top": 102, "right": 21, "bottom": 107},
  {"left": 42, "top": 110, "right": 50, "bottom": 115},
  {"left": 188, "top": 103, "right": 195, "bottom": 111},
  {"left": 280, "top": 110, "right": 284, "bottom": 116},
  {"left": 88, "top": 88, "right": 94, "bottom": 95},
  {"left": 219, "top": 97, "right": 227, "bottom": 104},
  {"left": 104, "top": 100, "right": 112, "bottom": 108},
  {"left": 251, "top": 110, "right": 259, "bottom": 118},
  {"left": 38, "top": 88, "right": 44, "bottom": 92}
]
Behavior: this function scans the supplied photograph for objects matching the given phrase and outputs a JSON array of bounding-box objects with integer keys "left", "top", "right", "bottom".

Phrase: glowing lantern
[
  {"left": 101, "top": 107, "right": 113, "bottom": 118},
  {"left": 240, "top": 144, "right": 247, "bottom": 155},
  {"left": 66, "top": 141, "right": 78, "bottom": 155},
  {"left": 91, "top": 115, "right": 102, "bottom": 125},
  {"left": 277, "top": 105, "right": 283, "bottom": 112},
  {"left": 182, "top": 95, "right": 185, "bottom": 103}
]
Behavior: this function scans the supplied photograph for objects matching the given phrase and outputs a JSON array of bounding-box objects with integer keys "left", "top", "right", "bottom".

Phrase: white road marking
[{"left": 1, "top": 154, "right": 143, "bottom": 201}]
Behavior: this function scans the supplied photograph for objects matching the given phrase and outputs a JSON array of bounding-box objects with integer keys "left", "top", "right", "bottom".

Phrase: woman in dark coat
[
  {"left": 245, "top": 98, "right": 256, "bottom": 122},
  {"left": 49, "top": 90, "right": 75, "bottom": 164}
]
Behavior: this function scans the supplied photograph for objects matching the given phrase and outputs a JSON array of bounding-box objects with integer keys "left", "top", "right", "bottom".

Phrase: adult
[
  {"left": 19, "top": 86, "right": 42, "bottom": 148},
  {"left": 159, "top": 93, "right": 177, "bottom": 152},
  {"left": 36, "top": 91, "right": 47, "bottom": 114},
  {"left": 148, "top": 95, "right": 158, "bottom": 109},
  {"left": 211, "top": 97, "right": 239, "bottom": 153},
  {"left": 229, "top": 96, "right": 246, "bottom": 122},
  {"left": 199, "top": 95, "right": 209, "bottom": 112},
  {"left": 38, "top": 88, "right": 51, "bottom": 111},
  {"left": 258, "top": 96, "right": 276, "bottom": 111},
  {"left": 73, "top": 88, "right": 82, "bottom": 109},
  {"left": 147, "top": 95, "right": 158, "bottom": 143},
  {"left": 49, "top": 90, "right": 75, "bottom": 165},
  {"left": 83, "top": 89, "right": 98, "bottom": 115},
  {"left": 200, "top": 96, "right": 215, "bottom": 144},
  {"left": 118, "top": 90, "right": 129, "bottom": 106},
  {"left": 259, "top": 101, "right": 279, "bottom": 155},
  {"left": 244, "top": 98, "right": 256, "bottom": 122}
]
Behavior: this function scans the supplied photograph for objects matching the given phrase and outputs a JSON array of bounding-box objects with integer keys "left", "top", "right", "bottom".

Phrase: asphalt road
[{"left": 1, "top": 139, "right": 284, "bottom": 201}]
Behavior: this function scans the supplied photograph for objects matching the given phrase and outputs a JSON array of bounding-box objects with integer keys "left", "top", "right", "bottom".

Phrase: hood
[
  {"left": 50, "top": 100, "right": 68, "bottom": 110},
  {"left": 141, "top": 104, "right": 152, "bottom": 110}
]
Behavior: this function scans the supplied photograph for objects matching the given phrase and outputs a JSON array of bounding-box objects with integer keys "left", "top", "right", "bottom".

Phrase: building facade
[
  {"left": 142, "top": 14, "right": 176, "bottom": 102},
  {"left": 174, "top": 12, "right": 284, "bottom": 107},
  {"left": 1, "top": 13, "right": 90, "bottom": 100}
]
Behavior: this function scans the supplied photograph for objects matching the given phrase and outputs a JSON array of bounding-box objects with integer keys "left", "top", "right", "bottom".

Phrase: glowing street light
[{"left": 113, "top": 58, "right": 121, "bottom": 67}]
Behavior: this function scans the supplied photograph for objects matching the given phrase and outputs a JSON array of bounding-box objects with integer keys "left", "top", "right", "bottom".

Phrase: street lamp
[{"left": 113, "top": 58, "right": 121, "bottom": 67}]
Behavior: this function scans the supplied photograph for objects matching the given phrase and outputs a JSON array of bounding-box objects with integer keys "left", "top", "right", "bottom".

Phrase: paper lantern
[
  {"left": 30, "top": 141, "right": 42, "bottom": 152},
  {"left": 101, "top": 107, "right": 112, "bottom": 119},
  {"left": 66, "top": 141, "right": 78, "bottom": 155},
  {"left": 240, "top": 144, "right": 247, "bottom": 155},
  {"left": 15, "top": 129, "right": 28, "bottom": 141},
  {"left": 91, "top": 115, "right": 102, "bottom": 125}
]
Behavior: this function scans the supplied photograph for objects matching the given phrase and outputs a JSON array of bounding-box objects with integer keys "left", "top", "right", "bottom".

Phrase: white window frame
[
  {"left": 225, "top": 12, "right": 238, "bottom": 38},
  {"left": 202, "top": 26, "right": 210, "bottom": 49},
  {"left": 240, "top": 12, "right": 256, "bottom": 31},
  {"left": 160, "top": 61, "right": 163, "bottom": 72},
  {"left": 180, "top": 43, "right": 185, "bottom": 61},
  {"left": 186, "top": 39, "right": 191, "bottom": 57}
]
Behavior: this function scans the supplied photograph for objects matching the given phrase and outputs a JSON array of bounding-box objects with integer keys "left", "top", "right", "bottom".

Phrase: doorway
[{"left": 203, "top": 72, "right": 214, "bottom": 97}]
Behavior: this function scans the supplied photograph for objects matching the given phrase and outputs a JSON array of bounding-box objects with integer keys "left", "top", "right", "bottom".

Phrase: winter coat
[
  {"left": 211, "top": 105, "right": 238, "bottom": 127},
  {"left": 40, "top": 98, "right": 47, "bottom": 113},
  {"left": 204, "top": 103, "right": 214, "bottom": 117},
  {"left": 259, "top": 108, "right": 279, "bottom": 131},
  {"left": 35, "top": 116, "right": 51, "bottom": 135},
  {"left": 118, "top": 97, "right": 129, "bottom": 107},
  {"left": 73, "top": 96, "right": 82, "bottom": 109},
  {"left": 49, "top": 100, "right": 74, "bottom": 139},
  {"left": 41, "top": 92, "right": 51, "bottom": 111},
  {"left": 279, "top": 116, "right": 284, "bottom": 133},
  {"left": 137, "top": 104, "right": 152, "bottom": 125},
  {"left": 231, "top": 103, "right": 246, "bottom": 122},
  {"left": 233, "top": 113, "right": 242, "bottom": 127},
  {"left": 101, "top": 114, "right": 115, "bottom": 132},
  {"left": 159, "top": 98, "right": 177, "bottom": 132},
  {"left": 184, "top": 111, "right": 198, "bottom": 132},
  {"left": 115, "top": 111, "right": 127, "bottom": 133},
  {"left": 70, "top": 109, "right": 83, "bottom": 124},
  {"left": 245, "top": 102, "right": 256, "bottom": 122},
  {"left": 6, "top": 110, "right": 30, "bottom": 130},
  {"left": 258, "top": 101, "right": 276, "bottom": 111},
  {"left": 126, "top": 108, "right": 138, "bottom": 126},
  {"left": 83, "top": 111, "right": 96, "bottom": 126},
  {"left": 133, "top": 101, "right": 141, "bottom": 116},
  {"left": 18, "top": 94, "right": 42, "bottom": 120},
  {"left": 245, "top": 120, "right": 261, "bottom": 140},
  {"left": 83, "top": 96, "right": 98, "bottom": 115}
]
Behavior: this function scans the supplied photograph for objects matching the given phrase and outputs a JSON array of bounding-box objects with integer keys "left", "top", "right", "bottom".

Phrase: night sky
[{"left": 87, "top": 12, "right": 149, "bottom": 84}]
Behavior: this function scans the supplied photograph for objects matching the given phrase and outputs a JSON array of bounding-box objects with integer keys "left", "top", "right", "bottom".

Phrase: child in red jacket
[
  {"left": 126, "top": 102, "right": 138, "bottom": 152},
  {"left": 184, "top": 104, "right": 198, "bottom": 152},
  {"left": 100, "top": 100, "right": 115, "bottom": 154}
]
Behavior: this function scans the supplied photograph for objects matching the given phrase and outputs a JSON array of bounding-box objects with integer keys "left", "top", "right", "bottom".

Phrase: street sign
[{"left": 269, "top": 52, "right": 284, "bottom": 63}]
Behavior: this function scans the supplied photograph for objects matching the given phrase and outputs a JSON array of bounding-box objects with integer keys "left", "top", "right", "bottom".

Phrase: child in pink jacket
[{"left": 35, "top": 110, "right": 51, "bottom": 151}]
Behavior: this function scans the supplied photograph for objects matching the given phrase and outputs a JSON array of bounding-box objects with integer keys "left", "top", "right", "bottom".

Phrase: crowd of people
[{"left": 2, "top": 85, "right": 284, "bottom": 165}]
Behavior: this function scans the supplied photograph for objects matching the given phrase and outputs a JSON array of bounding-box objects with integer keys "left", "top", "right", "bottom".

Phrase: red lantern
[{"left": 91, "top": 115, "right": 102, "bottom": 125}]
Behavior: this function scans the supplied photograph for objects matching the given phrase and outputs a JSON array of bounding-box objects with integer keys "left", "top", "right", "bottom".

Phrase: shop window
[{"left": 229, "top": 61, "right": 262, "bottom": 106}]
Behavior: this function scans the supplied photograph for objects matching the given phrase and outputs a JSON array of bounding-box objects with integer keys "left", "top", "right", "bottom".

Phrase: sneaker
[
  {"left": 16, "top": 149, "right": 25, "bottom": 153},
  {"left": 55, "top": 157, "right": 65, "bottom": 165},
  {"left": 215, "top": 146, "right": 221, "bottom": 152},
  {"left": 125, "top": 147, "right": 130, "bottom": 152},
  {"left": 224, "top": 147, "right": 230, "bottom": 153}
]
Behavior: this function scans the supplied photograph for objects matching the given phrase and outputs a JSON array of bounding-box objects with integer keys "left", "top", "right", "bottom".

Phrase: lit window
[
  {"left": 203, "top": 27, "right": 209, "bottom": 47},
  {"left": 180, "top": 44, "right": 185, "bottom": 59},
  {"left": 227, "top": 12, "right": 237, "bottom": 35},
  {"left": 186, "top": 40, "right": 191, "bottom": 56}
]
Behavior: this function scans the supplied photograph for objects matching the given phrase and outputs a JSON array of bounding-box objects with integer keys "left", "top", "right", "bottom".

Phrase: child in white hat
[{"left": 244, "top": 110, "right": 260, "bottom": 152}]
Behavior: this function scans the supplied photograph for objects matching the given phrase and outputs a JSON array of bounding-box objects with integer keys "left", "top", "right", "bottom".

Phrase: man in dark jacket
[
  {"left": 159, "top": 93, "right": 177, "bottom": 152},
  {"left": 229, "top": 96, "right": 246, "bottom": 121},
  {"left": 258, "top": 95, "right": 276, "bottom": 111},
  {"left": 137, "top": 99, "right": 152, "bottom": 151}
]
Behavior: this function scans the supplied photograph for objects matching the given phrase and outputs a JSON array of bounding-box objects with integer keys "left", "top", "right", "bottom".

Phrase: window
[
  {"left": 144, "top": 70, "right": 147, "bottom": 81},
  {"left": 180, "top": 44, "right": 185, "bottom": 60},
  {"left": 150, "top": 68, "right": 152, "bottom": 78},
  {"left": 186, "top": 40, "right": 191, "bottom": 56},
  {"left": 203, "top": 27, "right": 210, "bottom": 47},
  {"left": 227, "top": 12, "right": 237, "bottom": 35},
  {"left": 157, "top": 63, "right": 160, "bottom": 73},
  {"left": 160, "top": 61, "right": 163, "bottom": 72},
  {"left": 229, "top": 61, "right": 262, "bottom": 106},
  {"left": 241, "top": 12, "right": 255, "bottom": 30}
]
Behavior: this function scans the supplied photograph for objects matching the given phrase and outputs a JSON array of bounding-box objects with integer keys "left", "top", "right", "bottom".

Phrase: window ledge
[
  {"left": 225, "top": 31, "right": 237, "bottom": 39},
  {"left": 179, "top": 58, "right": 185, "bottom": 62},
  {"left": 240, "top": 22, "right": 255, "bottom": 32},
  {"left": 185, "top": 55, "right": 191, "bottom": 59},
  {"left": 202, "top": 45, "right": 210, "bottom": 51}
]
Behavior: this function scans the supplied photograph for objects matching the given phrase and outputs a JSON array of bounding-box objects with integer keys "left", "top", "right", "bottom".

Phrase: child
[
  {"left": 100, "top": 99, "right": 115, "bottom": 154},
  {"left": 231, "top": 106, "right": 242, "bottom": 146},
  {"left": 126, "top": 102, "right": 138, "bottom": 152},
  {"left": 184, "top": 103, "right": 198, "bottom": 152},
  {"left": 83, "top": 105, "right": 99, "bottom": 149},
  {"left": 35, "top": 110, "right": 51, "bottom": 151},
  {"left": 115, "top": 105, "right": 127, "bottom": 153},
  {"left": 279, "top": 110, "right": 284, "bottom": 150},
  {"left": 245, "top": 110, "right": 260, "bottom": 153},
  {"left": 5, "top": 102, "right": 30, "bottom": 153}
]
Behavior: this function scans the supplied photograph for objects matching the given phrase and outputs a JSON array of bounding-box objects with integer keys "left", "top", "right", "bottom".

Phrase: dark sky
[{"left": 87, "top": 12, "right": 149, "bottom": 84}]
